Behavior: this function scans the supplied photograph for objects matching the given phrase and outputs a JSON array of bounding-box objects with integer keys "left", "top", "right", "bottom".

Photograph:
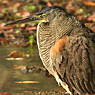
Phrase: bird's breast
[{"left": 50, "top": 36, "right": 69, "bottom": 59}]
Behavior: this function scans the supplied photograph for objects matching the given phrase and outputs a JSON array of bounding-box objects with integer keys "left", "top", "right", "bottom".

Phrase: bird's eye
[
  {"left": 36, "top": 14, "right": 47, "bottom": 18},
  {"left": 42, "top": 14, "right": 47, "bottom": 17}
]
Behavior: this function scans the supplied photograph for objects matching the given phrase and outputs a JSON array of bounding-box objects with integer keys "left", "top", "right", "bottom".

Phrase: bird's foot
[
  {"left": 55, "top": 74, "right": 61, "bottom": 86},
  {"left": 61, "top": 81, "right": 72, "bottom": 95},
  {"left": 65, "top": 91, "right": 72, "bottom": 95},
  {"left": 54, "top": 74, "right": 72, "bottom": 95}
]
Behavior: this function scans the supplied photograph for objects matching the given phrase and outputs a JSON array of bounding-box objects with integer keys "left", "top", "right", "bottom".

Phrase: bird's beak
[{"left": 5, "top": 16, "right": 42, "bottom": 26}]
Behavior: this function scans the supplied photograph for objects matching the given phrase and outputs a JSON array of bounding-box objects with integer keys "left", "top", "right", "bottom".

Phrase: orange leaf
[
  {"left": 13, "top": 64, "right": 26, "bottom": 69},
  {"left": 13, "top": 3, "right": 21, "bottom": 8},
  {"left": 87, "top": 14, "right": 95, "bottom": 22},
  {"left": 92, "top": 28, "right": 95, "bottom": 32},
  {"left": 0, "top": 23, "right": 13, "bottom": 30},
  {"left": 25, "top": 26, "right": 36, "bottom": 31},
  {"left": 20, "top": 24, "right": 26, "bottom": 28},
  {"left": 83, "top": 1, "right": 95, "bottom": 6},
  {"left": 0, "top": 92, "right": 12, "bottom": 95},
  {"left": 47, "top": 2, "right": 53, "bottom": 7},
  {"left": 0, "top": 37, "right": 7, "bottom": 43},
  {"left": 9, "top": 51, "right": 25, "bottom": 58}
]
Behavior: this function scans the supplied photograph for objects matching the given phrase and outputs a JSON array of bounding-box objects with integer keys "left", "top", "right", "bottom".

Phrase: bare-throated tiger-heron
[{"left": 5, "top": 6, "right": 95, "bottom": 95}]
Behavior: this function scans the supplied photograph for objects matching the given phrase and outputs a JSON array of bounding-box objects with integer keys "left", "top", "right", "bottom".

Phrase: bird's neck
[{"left": 49, "top": 15, "right": 87, "bottom": 37}]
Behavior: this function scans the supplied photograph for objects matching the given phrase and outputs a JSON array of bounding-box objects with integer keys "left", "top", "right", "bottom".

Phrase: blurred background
[{"left": 0, "top": 0, "right": 95, "bottom": 95}]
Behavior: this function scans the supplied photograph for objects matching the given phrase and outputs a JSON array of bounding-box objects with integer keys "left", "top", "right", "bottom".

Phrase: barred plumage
[
  {"left": 37, "top": 6, "right": 95, "bottom": 95},
  {"left": 5, "top": 6, "right": 95, "bottom": 95}
]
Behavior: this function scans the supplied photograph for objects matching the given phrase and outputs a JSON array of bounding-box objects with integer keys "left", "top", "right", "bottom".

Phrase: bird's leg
[
  {"left": 61, "top": 81, "right": 72, "bottom": 95},
  {"left": 54, "top": 73, "right": 72, "bottom": 95},
  {"left": 54, "top": 73, "right": 61, "bottom": 86}
]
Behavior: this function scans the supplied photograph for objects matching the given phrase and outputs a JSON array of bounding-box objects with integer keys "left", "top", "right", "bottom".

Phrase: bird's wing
[
  {"left": 37, "top": 20, "right": 73, "bottom": 75},
  {"left": 37, "top": 22, "right": 72, "bottom": 94},
  {"left": 37, "top": 21, "right": 58, "bottom": 75},
  {"left": 55, "top": 35, "right": 95, "bottom": 94}
]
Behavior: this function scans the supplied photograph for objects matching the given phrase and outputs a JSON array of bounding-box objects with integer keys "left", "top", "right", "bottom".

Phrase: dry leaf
[
  {"left": 13, "top": 3, "right": 21, "bottom": 8},
  {"left": 0, "top": 23, "right": 13, "bottom": 30},
  {"left": 25, "top": 26, "right": 36, "bottom": 31},
  {"left": 92, "top": 28, "right": 95, "bottom": 32},
  {"left": 15, "top": 81, "right": 39, "bottom": 83},
  {"left": 6, "top": 58, "right": 24, "bottom": 60},
  {"left": 87, "top": 14, "right": 95, "bottom": 22},
  {"left": 13, "top": 64, "right": 26, "bottom": 69},
  {"left": 20, "top": 24, "right": 26, "bottom": 28},
  {"left": 9, "top": 51, "right": 25, "bottom": 58},
  {"left": 83, "top": 1, "right": 95, "bottom": 6},
  {"left": 47, "top": 2, "right": 53, "bottom": 7},
  {"left": 0, "top": 92, "right": 12, "bottom": 95}
]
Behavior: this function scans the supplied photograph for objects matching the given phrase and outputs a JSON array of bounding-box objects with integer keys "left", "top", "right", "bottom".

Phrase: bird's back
[{"left": 61, "top": 25, "right": 95, "bottom": 94}]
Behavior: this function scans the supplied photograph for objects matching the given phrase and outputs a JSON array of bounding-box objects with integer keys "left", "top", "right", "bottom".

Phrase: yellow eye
[
  {"left": 42, "top": 14, "right": 47, "bottom": 17},
  {"left": 36, "top": 14, "right": 47, "bottom": 18},
  {"left": 36, "top": 14, "right": 47, "bottom": 21}
]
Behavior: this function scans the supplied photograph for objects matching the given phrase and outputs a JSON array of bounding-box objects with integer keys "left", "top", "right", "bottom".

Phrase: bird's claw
[
  {"left": 65, "top": 91, "right": 72, "bottom": 95},
  {"left": 54, "top": 73, "right": 72, "bottom": 95},
  {"left": 58, "top": 81, "right": 61, "bottom": 86}
]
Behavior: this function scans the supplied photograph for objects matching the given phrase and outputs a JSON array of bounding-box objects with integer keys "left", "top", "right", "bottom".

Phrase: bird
[{"left": 5, "top": 6, "right": 95, "bottom": 95}]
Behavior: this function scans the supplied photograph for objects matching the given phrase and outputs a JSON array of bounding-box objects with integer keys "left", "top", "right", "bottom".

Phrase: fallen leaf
[
  {"left": 15, "top": 81, "right": 39, "bottom": 83},
  {"left": 16, "top": 11, "right": 30, "bottom": 17},
  {"left": 0, "top": 23, "right": 13, "bottom": 30},
  {"left": 92, "top": 28, "right": 95, "bottom": 32},
  {"left": 20, "top": 23, "right": 26, "bottom": 28},
  {"left": 6, "top": 58, "right": 24, "bottom": 60},
  {"left": 47, "top": 2, "right": 53, "bottom": 7},
  {"left": 87, "top": 13, "right": 95, "bottom": 22},
  {"left": 0, "top": 37, "right": 8, "bottom": 43},
  {"left": 13, "top": 3, "right": 21, "bottom": 9},
  {"left": 21, "top": 11, "right": 30, "bottom": 17},
  {"left": 13, "top": 64, "right": 26, "bottom": 69},
  {"left": 23, "top": 91, "right": 33, "bottom": 93},
  {"left": 16, "top": 12, "right": 21, "bottom": 17},
  {"left": 0, "top": 92, "right": 12, "bottom": 95},
  {"left": 83, "top": 1, "right": 95, "bottom": 6},
  {"left": 9, "top": 51, "right": 25, "bottom": 58},
  {"left": 25, "top": 26, "right": 36, "bottom": 31},
  {"left": 13, "top": 43, "right": 29, "bottom": 47},
  {"left": 75, "top": 9, "right": 84, "bottom": 15}
]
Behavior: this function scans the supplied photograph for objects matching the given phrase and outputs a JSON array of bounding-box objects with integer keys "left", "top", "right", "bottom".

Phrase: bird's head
[
  {"left": 5, "top": 6, "right": 68, "bottom": 26},
  {"left": 35, "top": 6, "right": 67, "bottom": 22}
]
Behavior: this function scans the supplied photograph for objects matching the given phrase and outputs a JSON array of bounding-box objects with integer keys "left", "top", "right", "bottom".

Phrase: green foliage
[
  {"left": 26, "top": 46, "right": 34, "bottom": 56},
  {"left": 2, "top": 8, "right": 8, "bottom": 13},
  {"left": 0, "top": 20, "right": 3, "bottom": 24},
  {"left": 13, "top": 9, "right": 18, "bottom": 13},
  {"left": 16, "top": 24, "right": 20, "bottom": 27},
  {"left": 23, "top": 5, "right": 35, "bottom": 11},
  {"left": 16, "top": 30, "right": 21, "bottom": 33},
  {"left": 0, "top": 42, "right": 4, "bottom": 45},
  {"left": 0, "top": 13, "right": 3, "bottom": 16},
  {"left": 26, "top": 35, "right": 35, "bottom": 55},
  {"left": 27, "top": 35, "right": 34, "bottom": 45}
]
